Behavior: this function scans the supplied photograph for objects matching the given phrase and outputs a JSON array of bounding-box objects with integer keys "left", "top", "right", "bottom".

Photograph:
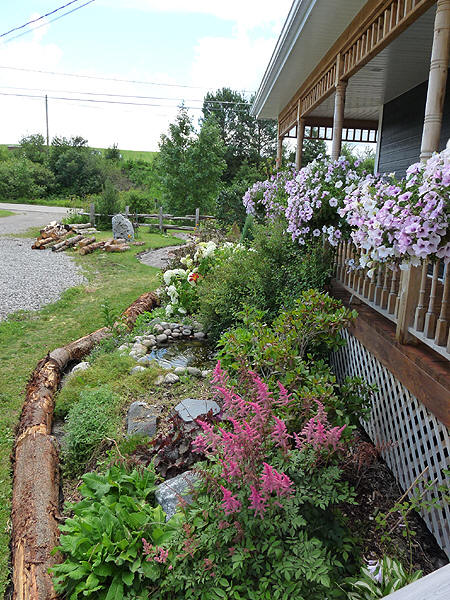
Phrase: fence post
[
  {"left": 125, "top": 205, "right": 129, "bottom": 218},
  {"left": 159, "top": 206, "right": 164, "bottom": 234},
  {"left": 195, "top": 207, "right": 200, "bottom": 228},
  {"left": 89, "top": 202, "right": 95, "bottom": 226}
]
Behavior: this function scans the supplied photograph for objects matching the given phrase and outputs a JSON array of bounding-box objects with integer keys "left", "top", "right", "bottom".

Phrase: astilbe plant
[{"left": 156, "top": 364, "right": 358, "bottom": 599}]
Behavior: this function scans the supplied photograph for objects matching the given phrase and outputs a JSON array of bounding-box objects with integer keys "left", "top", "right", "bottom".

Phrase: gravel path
[
  {"left": 0, "top": 202, "right": 69, "bottom": 235},
  {"left": 0, "top": 204, "right": 86, "bottom": 321},
  {"left": 138, "top": 233, "right": 190, "bottom": 269}
]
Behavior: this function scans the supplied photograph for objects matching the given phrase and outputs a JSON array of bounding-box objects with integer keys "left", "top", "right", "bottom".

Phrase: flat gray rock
[
  {"left": 164, "top": 373, "right": 180, "bottom": 384},
  {"left": 127, "top": 401, "right": 158, "bottom": 437},
  {"left": 156, "top": 333, "right": 168, "bottom": 343},
  {"left": 186, "top": 366, "right": 201, "bottom": 377},
  {"left": 174, "top": 398, "right": 220, "bottom": 422},
  {"left": 130, "top": 365, "right": 146, "bottom": 374},
  {"left": 193, "top": 331, "right": 205, "bottom": 340},
  {"left": 155, "top": 471, "right": 199, "bottom": 520}
]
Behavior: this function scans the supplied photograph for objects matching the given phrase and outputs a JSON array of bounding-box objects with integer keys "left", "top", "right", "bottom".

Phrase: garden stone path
[
  {"left": 0, "top": 203, "right": 86, "bottom": 321},
  {"left": 138, "top": 232, "right": 190, "bottom": 269}
]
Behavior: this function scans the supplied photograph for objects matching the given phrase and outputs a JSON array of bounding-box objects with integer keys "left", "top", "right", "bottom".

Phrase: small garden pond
[{"left": 144, "top": 340, "right": 215, "bottom": 370}]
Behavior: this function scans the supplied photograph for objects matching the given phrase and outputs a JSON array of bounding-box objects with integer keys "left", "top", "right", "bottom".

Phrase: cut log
[
  {"left": 77, "top": 236, "right": 96, "bottom": 248},
  {"left": 69, "top": 223, "right": 92, "bottom": 230},
  {"left": 53, "top": 235, "right": 84, "bottom": 252},
  {"left": 78, "top": 241, "right": 104, "bottom": 255},
  {"left": 11, "top": 291, "right": 160, "bottom": 600},
  {"left": 105, "top": 244, "right": 130, "bottom": 252}
]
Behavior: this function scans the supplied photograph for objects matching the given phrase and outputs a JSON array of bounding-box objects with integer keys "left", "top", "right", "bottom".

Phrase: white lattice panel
[{"left": 331, "top": 330, "right": 450, "bottom": 558}]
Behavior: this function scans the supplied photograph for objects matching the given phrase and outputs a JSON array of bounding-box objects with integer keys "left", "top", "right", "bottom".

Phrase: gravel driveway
[{"left": 0, "top": 204, "right": 86, "bottom": 321}]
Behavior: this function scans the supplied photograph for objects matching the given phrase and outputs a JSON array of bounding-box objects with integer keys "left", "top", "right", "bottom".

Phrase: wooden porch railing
[
  {"left": 279, "top": 0, "right": 435, "bottom": 133},
  {"left": 334, "top": 241, "right": 450, "bottom": 359}
]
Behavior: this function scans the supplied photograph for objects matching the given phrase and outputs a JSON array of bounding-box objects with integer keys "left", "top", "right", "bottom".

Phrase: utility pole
[{"left": 45, "top": 94, "right": 49, "bottom": 147}]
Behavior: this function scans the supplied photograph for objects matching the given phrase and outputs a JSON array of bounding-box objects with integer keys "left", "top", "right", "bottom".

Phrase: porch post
[
  {"left": 295, "top": 117, "right": 306, "bottom": 170},
  {"left": 331, "top": 81, "right": 347, "bottom": 161},
  {"left": 276, "top": 128, "right": 283, "bottom": 169},
  {"left": 420, "top": 0, "right": 450, "bottom": 162}
]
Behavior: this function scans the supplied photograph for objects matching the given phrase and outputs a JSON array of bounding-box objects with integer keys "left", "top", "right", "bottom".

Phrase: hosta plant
[{"left": 346, "top": 556, "right": 422, "bottom": 599}]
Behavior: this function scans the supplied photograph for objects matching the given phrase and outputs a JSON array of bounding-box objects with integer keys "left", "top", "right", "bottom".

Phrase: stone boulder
[
  {"left": 155, "top": 471, "right": 199, "bottom": 520},
  {"left": 174, "top": 398, "right": 220, "bottom": 422},
  {"left": 112, "top": 214, "right": 134, "bottom": 241}
]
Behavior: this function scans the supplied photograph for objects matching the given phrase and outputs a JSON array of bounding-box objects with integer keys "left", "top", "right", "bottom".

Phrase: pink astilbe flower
[
  {"left": 260, "top": 463, "right": 293, "bottom": 498},
  {"left": 248, "top": 485, "right": 267, "bottom": 518},
  {"left": 220, "top": 485, "right": 242, "bottom": 515},
  {"left": 295, "top": 415, "right": 346, "bottom": 452},
  {"left": 276, "top": 381, "right": 295, "bottom": 406},
  {"left": 271, "top": 417, "right": 292, "bottom": 454}
]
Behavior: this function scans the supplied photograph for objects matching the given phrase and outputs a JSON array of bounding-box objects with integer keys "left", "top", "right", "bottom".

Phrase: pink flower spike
[
  {"left": 248, "top": 485, "right": 267, "bottom": 518},
  {"left": 277, "top": 382, "right": 294, "bottom": 406},
  {"left": 220, "top": 486, "right": 241, "bottom": 515},
  {"left": 271, "top": 417, "right": 292, "bottom": 453}
]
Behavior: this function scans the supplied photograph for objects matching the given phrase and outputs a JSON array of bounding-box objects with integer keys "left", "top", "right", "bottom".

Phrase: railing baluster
[
  {"left": 435, "top": 265, "right": 449, "bottom": 346},
  {"left": 414, "top": 259, "right": 429, "bottom": 331},
  {"left": 381, "top": 266, "right": 390, "bottom": 309},
  {"left": 375, "top": 265, "right": 383, "bottom": 305},
  {"left": 424, "top": 261, "right": 440, "bottom": 338},
  {"left": 368, "top": 269, "right": 377, "bottom": 302}
]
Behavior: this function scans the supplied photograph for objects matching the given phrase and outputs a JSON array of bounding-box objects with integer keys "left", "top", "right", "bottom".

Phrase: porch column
[
  {"left": 331, "top": 81, "right": 347, "bottom": 161},
  {"left": 276, "top": 133, "right": 283, "bottom": 169},
  {"left": 420, "top": 0, "right": 450, "bottom": 162},
  {"left": 295, "top": 118, "right": 306, "bottom": 170}
]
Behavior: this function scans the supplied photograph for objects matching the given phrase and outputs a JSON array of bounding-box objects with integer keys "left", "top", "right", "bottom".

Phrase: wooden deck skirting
[
  {"left": 278, "top": 0, "right": 436, "bottom": 135},
  {"left": 11, "top": 292, "right": 160, "bottom": 600},
  {"left": 331, "top": 281, "right": 450, "bottom": 427}
]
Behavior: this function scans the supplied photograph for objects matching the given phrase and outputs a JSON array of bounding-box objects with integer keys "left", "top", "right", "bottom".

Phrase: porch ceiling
[
  {"left": 309, "top": 5, "right": 438, "bottom": 121},
  {"left": 252, "top": 0, "right": 367, "bottom": 119}
]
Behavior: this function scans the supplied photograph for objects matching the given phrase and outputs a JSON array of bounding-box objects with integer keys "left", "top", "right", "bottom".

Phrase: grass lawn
[
  {"left": 0, "top": 209, "right": 15, "bottom": 218},
  {"left": 0, "top": 228, "right": 182, "bottom": 597}
]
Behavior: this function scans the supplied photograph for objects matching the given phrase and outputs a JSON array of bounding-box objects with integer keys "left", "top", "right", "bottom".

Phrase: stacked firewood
[{"left": 31, "top": 222, "right": 130, "bottom": 254}]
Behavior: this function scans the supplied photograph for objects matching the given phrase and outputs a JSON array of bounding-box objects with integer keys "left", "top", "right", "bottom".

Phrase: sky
[{"left": 0, "top": 0, "right": 292, "bottom": 151}]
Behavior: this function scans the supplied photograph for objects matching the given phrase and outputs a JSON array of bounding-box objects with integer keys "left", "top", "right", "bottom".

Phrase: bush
[
  {"left": 62, "top": 386, "right": 120, "bottom": 476},
  {"left": 121, "top": 189, "right": 155, "bottom": 215},
  {"left": 51, "top": 463, "right": 181, "bottom": 599},
  {"left": 196, "top": 222, "right": 334, "bottom": 341},
  {"left": 96, "top": 180, "right": 122, "bottom": 229},
  {"left": 0, "top": 158, "right": 54, "bottom": 199}
]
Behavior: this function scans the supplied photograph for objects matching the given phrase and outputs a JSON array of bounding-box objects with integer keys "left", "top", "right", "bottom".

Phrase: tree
[
  {"left": 202, "top": 88, "right": 277, "bottom": 183},
  {"left": 157, "top": 108, "right": 225, "bottom": 215},
  {"left": 48, "top": 136, "right": 104, "bottom": 196},
  {"left": 104, "top": 143, "right": 122, "bottom": 161},
  {"left": 19, "top": 134, "right": 47, "bottom": 164},
  {"left": 288, "top": 136, "right": 328, "bottom": 168}
]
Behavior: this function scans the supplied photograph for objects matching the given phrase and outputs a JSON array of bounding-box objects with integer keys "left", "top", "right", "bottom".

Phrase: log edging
[{"left": 11, "top": 291, "right": 160, "bottom": 600}]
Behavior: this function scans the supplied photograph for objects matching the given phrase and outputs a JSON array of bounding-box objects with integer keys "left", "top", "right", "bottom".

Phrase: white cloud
[
  {"left": 0, "top": 2, "right": 292, "bottom": 149},
  {"left": 105, "top": 0, "right": 291, "bottom": 32}
]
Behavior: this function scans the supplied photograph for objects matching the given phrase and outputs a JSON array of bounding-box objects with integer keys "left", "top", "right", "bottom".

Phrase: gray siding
[{"left": 378, "top": 70, "right": 450, "bottom": 177}]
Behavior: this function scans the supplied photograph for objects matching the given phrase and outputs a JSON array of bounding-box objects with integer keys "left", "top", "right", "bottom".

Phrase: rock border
[{"left": 11, "top": 291, "right": 160, "bottom": 600}]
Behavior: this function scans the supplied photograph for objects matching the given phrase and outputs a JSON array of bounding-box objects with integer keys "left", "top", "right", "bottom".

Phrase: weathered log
[
  {"left": 77, "top": 237, "right": 96, "bottom": 248},
  {"left": 11, "top": 291, "right": 160, "bottom": 600},
  {"left": 53, "top": 235, "right": 84, "bottom": 253},
  {"left": 104, "top": 243, "right": 129, "bottom": 252},
  {"left": 69, "top": 223, "right": 92, "bottom": 230},
  {"left": 78, "top": 241, "right": 104, "bottom": 255}
]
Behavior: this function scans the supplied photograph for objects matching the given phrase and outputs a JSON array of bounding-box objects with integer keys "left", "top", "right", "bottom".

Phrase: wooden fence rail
[{"left": 79, "top": 204, "right": 215, "bottom": 233}]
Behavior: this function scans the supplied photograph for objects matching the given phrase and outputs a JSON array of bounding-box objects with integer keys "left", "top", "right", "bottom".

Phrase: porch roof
[{"left": 252, "top": 0, "right": 440, "bottom": 124}]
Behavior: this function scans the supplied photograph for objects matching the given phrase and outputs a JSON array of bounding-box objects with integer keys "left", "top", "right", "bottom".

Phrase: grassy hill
[{"left": 1, "top": 144, "right": 158, "bottom": 163}]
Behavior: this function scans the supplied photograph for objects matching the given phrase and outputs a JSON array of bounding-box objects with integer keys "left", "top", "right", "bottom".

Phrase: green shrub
[
  {"left": 51, "top": 463, "right": 181, "bottom": 599},
  {"left": 121, "top": 189, "right": 155, "bottom": 214},
  {"left": 0, "top": 158, "right": 54, "bottom": 199},
  {"left": 62, "top": 386, "right": 120, "bottom": 476},
  {"left": 96, "top": 180, "right": 122, "bottom": 229},
  {"left": 196, "top": 222, "right": 334, "bottom": 341}
]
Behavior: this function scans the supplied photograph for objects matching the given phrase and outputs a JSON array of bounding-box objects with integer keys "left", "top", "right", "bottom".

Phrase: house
[{"left": 252, "top": 0, "right": 450, "bottom": 559}]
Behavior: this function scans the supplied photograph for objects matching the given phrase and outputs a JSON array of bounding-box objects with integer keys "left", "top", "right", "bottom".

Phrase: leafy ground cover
[
  {"left": 0, "top": 228, "right": 182, "bottom": 597},
  {"left": 0, "top": 209, "right": 15, "bottom": 218}
]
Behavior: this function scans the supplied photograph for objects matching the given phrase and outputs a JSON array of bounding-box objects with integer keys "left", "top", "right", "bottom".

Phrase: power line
[
  {"left": 4, "top": 1, "right": 96, "bottom": 43},
  {"left": 0, "top": 0, "right": 84, "bottom": 38},
  {"left": 0, "top": 65, "right": 255, "bottom": 94},
  {"left": 0, "top": 84, "right": 250, "bottom": 106}
]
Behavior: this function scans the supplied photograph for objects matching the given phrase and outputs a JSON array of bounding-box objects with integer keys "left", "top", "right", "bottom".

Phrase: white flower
[
  {"left": 335, "top": 180, "right": 343, "bottom": 189},
  {"left": 165, "top": 304, "right": 173, "bottom": 316},
  {"left": 178, "top": 307, "right": 187, "bottom": 314}
]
